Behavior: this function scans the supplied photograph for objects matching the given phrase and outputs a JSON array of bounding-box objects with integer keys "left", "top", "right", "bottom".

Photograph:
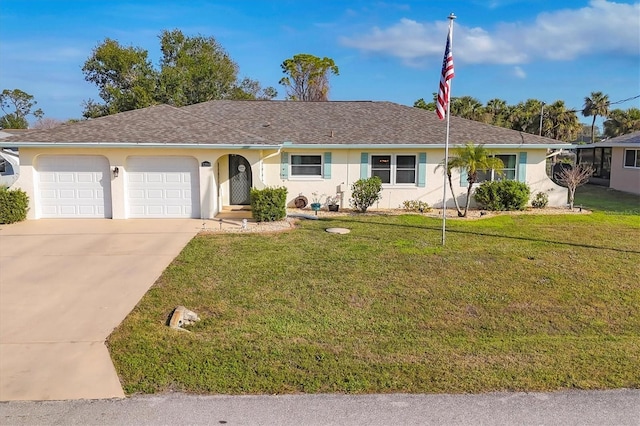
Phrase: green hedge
[
  {"left": 250, "top": 186, "right": 288, "bottom": 222},
  {"left": 0, "top": 186, "right": 29, "bottom": 224},
  {"left": 474, "top": 180, "right": 530, "bottom": 211}
]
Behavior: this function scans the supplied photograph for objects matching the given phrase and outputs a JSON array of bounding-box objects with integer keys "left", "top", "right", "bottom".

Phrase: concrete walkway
[{"left": 0, "top": 219, "right": 204, "bottom": 401}]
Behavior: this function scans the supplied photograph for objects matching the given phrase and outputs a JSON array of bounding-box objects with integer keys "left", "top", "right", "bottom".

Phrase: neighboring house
[
  {"left": 576, "top": 131, "right": 640, "bottom": 195},
  {"left": 2, "top": 100, "right": 570, "bottom": 220},
  {"left": 0, "top": 130, "right": 21, "bottom": 188}
]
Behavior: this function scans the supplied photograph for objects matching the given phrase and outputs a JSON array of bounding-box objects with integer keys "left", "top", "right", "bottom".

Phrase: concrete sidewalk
[{"left": 0, "top": 219, "right": 204, "bottom": 401}]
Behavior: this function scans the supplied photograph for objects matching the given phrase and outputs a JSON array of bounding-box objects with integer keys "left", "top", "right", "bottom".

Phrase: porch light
[{"left": 112, "top": 166, "right": 119, "bottom": 178}]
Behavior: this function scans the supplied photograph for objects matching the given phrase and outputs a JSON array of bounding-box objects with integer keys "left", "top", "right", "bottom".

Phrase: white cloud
[
  {"left": 513, "top": 66, "right": 526, "bottom": 79},
  {"left": 340, "top": 0, "right": 640, "bottom": 65}
]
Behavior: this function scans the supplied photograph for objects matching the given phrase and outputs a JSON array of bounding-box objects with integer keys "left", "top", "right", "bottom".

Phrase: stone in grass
[{"left": 326, "top": 227, "right": 350, "bottom": 234}]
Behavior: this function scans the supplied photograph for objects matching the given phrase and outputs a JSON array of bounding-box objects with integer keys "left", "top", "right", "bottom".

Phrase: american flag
[{"left": 436, "top": 31, "right": 454, "bottom": 120}]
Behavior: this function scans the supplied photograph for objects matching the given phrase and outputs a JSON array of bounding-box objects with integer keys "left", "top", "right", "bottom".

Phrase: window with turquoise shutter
[
  {"left": 418, "top": 152, "right": 427, "bottom": 187},
  {"left": 360, "top": 152, "right": 368, "bottom": 179},
  {"left": 323, "top": 152, "right": 332, "bottom": 179}
]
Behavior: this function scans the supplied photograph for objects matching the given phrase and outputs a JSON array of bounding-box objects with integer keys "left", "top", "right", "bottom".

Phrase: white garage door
[
  {"left": 126, "top": 156, "right": 200, "bottom": 218},
  {"left": 37, "top": 155, "right": 112, "bottom": 218}
]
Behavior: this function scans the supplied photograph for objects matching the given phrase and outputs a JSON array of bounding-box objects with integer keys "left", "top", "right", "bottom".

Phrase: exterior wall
[
  {"left": 609, "top": 147, "right": 640, "bottom": 195},
  {"left": 264, "top": 148, "right": 568, "bottom": 210},
  {"left": 13, "top": 146, "right": 568, "bottom": 220}
]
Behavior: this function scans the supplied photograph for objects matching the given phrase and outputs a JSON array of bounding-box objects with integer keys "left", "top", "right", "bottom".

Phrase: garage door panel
[
  {"left": 37, "top": 156, "right": 112, "bottom": 218},
  {"left": 126, "top": 156, "right": 200, "bottom": 218}
]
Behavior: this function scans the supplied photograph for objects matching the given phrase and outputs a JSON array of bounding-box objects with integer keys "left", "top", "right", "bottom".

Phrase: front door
[{"left": 229, "top": 155, "right": 252, "bottom": 205}]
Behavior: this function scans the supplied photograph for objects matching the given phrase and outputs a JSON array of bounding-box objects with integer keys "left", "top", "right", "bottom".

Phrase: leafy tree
[
  {"left": 435, "top": 158, "right": 463, "bottom": 215},
  {"left": 82, "top": 30, "right": 275, "bottom": 117},
  {"left": 582, "top": 91, "right": 610, "bottom": 143},
  {"left": 413, "top": 97, "right": 435, "bottom": 111},
  {"left": 279, "top": 54, "right": 339, "bottom": 101},
  {"left": 0, "top": 89, "right": 44, "bottom": 129},
  {"left": 485, "top": 98, "right": 509, "bottom": 126},
  {"left": 556, "top": 164, "right": 594, "bottom": 210},
  {"left": 448, "top": 142, "right": 504, "bottom": 217},
  {"left": 603, "top": 107, "right": 640, "bottom": 137},
  {"left": 508, "top": 99, "right": 544, "bottom": 135},
  {"left": 82, "top": 38, "right": 157, "bottom": 117}
]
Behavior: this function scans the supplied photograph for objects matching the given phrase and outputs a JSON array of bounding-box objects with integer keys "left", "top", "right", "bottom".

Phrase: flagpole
[{"left": 441, "top": 13, "right": 456, "bottom": 246}]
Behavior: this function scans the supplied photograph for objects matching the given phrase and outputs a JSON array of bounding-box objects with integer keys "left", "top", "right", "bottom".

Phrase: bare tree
[
  {"left": 556, "top": 164, "right": 594, "bottom": 209},
  {"left": 33, "top": 117, "right": 63, "bottom": 129}
]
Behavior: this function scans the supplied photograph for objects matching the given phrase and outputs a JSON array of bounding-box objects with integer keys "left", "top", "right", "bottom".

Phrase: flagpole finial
[{"left": 448, "top": 13, "right": 456, "bottom": 20}]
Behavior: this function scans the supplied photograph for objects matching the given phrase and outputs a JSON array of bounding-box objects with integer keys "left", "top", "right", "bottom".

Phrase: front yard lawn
[{"left": 108, "top": 202, "right": 640, "bottom": 395}]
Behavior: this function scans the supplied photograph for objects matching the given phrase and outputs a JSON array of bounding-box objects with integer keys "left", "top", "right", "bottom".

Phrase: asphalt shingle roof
[{"left": 3, "top": 100, "right": 566, "bottom": 146}]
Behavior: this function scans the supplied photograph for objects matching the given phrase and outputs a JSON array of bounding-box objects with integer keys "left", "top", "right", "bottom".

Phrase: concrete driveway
[{"left": 0, "top": 219, "right": 203, "bottom": 401}]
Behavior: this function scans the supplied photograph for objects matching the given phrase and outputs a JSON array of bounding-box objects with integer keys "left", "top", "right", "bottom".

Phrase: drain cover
[{"left": 326, "top": 228, "right": 350, "bottom": 234}]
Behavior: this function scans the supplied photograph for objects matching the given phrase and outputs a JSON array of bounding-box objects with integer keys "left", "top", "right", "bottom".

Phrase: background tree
[
  {"left": 543, "top": 100, "right": 582, "bottom": 141},
  {"left": 448, "top": 142, "right": 504, "bottom": 217},
  {"left": 449, "top": 96, "right": 484, "bottom": 121},
  {"left": 82, "top": 30, "right": 275, "bottom": 117},
  {"left": 556, "top": 164, "right": 594, "bottom": 209},
  {"left": 0, "top": 89, "right": 44, "bottom": 129},
  {"left": 33, "top": 117, "right": 63, "bottom": 129},
  {"left": 82, "top": 38, "right": 157, "bottom": 117},
  {"left": 582, "top": 91, "right": 610, "bottom": 143},
  {"left": 603, "top": 107, "right": 640, "bottom": 138},
  {"left": 413, "top": 97, "right": 435, "bottom": 111},
  {"left": 279, "top": 54, "right": 339, "bottom": 101},
  {"left": 484, "top": 98, "right": 509, "bottom": 126}
]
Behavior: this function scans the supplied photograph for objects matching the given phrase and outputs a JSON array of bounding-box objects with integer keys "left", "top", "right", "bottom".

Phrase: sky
[{"left": 1, "top": 0, "right": 639, "bottom": 127}]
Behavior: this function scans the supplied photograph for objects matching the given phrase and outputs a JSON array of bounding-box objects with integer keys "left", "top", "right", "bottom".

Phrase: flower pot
[
  {"left": 310, "top": 203, "right": 322, "bottom": 211},
  {"left": 328, "top": 204, "right": 339, "bottom": 212}
]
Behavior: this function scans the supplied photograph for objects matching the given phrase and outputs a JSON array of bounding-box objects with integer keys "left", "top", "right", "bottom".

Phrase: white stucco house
[
  {"left": 576, "top": 131, "right": 640, "bottom": 195},
  {"left": 2, "top": 100, "right": 570, "bottom": 220}
]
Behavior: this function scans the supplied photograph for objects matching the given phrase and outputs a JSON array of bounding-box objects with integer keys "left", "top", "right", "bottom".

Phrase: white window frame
[
  {"left": 370, "top": 154, "right": 417, "bottom": 185},
  {"left": 290, "top": 154, "right": 323, "bottom": 179},
  {"left": 477, "top": 154, "right": 517, "bottom": 182},
  {"left": 623, "top": 149, "right": 640, "bottom": 169}
]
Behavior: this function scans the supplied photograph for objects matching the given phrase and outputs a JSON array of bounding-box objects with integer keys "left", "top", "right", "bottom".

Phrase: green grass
[
  {"left": 575, "top": 184, "right": 640, "bottom": 215},
  {"left": 108, "top": 191, "right": 640, "bottom": 395}
]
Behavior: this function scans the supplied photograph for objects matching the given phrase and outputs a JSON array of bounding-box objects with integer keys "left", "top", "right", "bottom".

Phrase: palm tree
[
  {"left": 436, "top": 159, "right": 464, "bottom": 217},
  {"left": 545, "top": 100, "right": 582, "bottom": 141},
  {"left": 449, "top": 142, "right": 505, "bottom": 217},
  {"left": 582, "top": 91, "right": 610, "bottom": 143},
  {"left": 603, "top": 108, "right": 640, "bottom": 137}
]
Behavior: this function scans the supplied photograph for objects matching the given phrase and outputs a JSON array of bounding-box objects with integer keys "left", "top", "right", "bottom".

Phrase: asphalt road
[{"left": 1, "top": 389, "right": 638, "bottom": 425}]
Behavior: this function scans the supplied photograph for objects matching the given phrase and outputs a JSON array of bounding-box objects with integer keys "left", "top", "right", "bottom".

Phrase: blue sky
[{"left": 1, "top": 0, "right": 639, "bottom": 126}]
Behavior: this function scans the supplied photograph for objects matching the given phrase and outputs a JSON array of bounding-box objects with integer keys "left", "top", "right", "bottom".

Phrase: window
[
  {"left": 624, "top": 149, "right": 640, "bottom": 168},
  {"left": 0, "top": 158, "right": 5, "bottom": 174},
  {"left": 371, "top": 154, "right": 416, "bottom": 185},
  {"left": 477, "top": 154, "right": 517, "bottom": 182},
  {"left": 291, "top": 155, "right": 322, "bottom": 177}
]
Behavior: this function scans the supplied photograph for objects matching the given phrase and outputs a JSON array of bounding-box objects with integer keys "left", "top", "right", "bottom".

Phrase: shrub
[
  {"left": 474, "top": 180, "right": 530, "bottom": 211},
  {"left": 350, "top": 176, "right": 382, "bottom": 213},
  {"left": 531, "top": 191, "right": 549, "bottom": 209},
  {"left": 401, "top": 200, "right": 431, "bottom": 213},
  {"left": 250, "top": 186, "right": 287, "bottom": 222},
  {"left": 0, "top": 186, "right": 29, "bottom": 224}
]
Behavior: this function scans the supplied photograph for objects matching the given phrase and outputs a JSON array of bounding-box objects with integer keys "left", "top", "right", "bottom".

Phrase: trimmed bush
[
  {"left": 0, "top": 186, "right": 29, "bottom": 224},
  {"left": 350, "top": 176, "right": 382, "bottom": 213},
  {"left": 474, "top": 180, "right": 530, "bottom": 211},
  {"left": 531, "top": 191, "right": 549, "bottom": 209},
  {"left": 250, "top": 186, "right": 287, "bottom": 222}
]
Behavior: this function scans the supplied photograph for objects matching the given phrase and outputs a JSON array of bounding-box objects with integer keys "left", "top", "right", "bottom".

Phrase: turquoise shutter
[
  {"left": 518, "top": 152, "right": 527, "bottom": 182},
  {"left": 280, "top": 152, "right": 289, "bottom": 179},
  {"left": 324, "top": 152, "right": 332, "bottom": 179},
  {"left": 360, "top": 152, "right": 369, "bottom": 179},
  {"left": 460, "top": 169, "right": 469, "bottom": 187},
  {"left": 417, "top": 152, "right": 427, "bottom": 187}
]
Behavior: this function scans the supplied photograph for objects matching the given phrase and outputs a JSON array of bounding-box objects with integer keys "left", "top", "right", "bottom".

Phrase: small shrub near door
[
  {"left": 474, "top": 180, "right": 530, "bottom": 211},
  {"left": 250, "top": 186, "right": 288, "bottom": 222},
  {"left": 531, "top": 192, "right": 549, "bottom": 208},
  {"left": 0, "top": 186, "right": 29, "bottom": 224},
  {"left": 401, "top": 200, "right": 431, "bottom": 213}
]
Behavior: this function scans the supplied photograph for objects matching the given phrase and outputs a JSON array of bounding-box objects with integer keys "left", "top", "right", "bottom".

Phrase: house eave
[
  {"left": 0, "top": 142, "right": 282, "bottom": 150},
  {"left": 280, "top": 143, "right": 573, "bottom": 150}
]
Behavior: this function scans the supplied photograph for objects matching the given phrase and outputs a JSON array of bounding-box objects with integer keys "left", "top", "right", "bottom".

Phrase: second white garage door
[{"left": 126, "top": 156, "right": 200, "bottom": 218}]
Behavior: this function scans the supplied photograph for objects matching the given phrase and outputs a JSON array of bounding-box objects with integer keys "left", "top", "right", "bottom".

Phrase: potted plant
[
  {"left": 326, "top": 194, "right": 340, "bottom": 212},
  {"left": 310, "top": 192, "right": 325, "bottom": 215}
]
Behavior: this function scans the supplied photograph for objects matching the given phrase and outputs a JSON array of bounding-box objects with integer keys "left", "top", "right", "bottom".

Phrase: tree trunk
[
  {"left": 446, "top": 171, "right": 464, "bottom": 217},
  {"left": 463, "top": 184, "right": 473, "bottom": 217}
]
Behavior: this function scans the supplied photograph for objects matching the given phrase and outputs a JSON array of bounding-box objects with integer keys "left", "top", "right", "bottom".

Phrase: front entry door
[{"left": 229, "top": 155, "right": 252, "bottom": 205}]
